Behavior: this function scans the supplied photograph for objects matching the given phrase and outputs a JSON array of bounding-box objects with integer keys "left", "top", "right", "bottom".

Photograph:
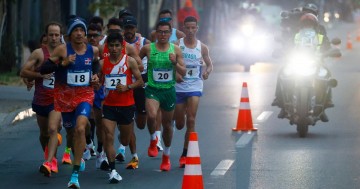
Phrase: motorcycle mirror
[
  {"left": 326, "top": 49, "right": 342, "bottom": 58},
  {"left": 331, "top": 38, "right": 341, "bottom": 45}
]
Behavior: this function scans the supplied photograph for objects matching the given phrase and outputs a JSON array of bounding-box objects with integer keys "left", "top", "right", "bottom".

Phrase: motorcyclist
[
  {"left": 279, "top": 3, "right": 330, "bottom": 50},
  {"left": 272, "top": 12, "right": 334, "bottom": 122}
]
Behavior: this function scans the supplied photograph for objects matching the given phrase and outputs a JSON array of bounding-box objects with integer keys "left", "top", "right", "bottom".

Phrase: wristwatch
[{"left": 127, "top": 85, "right": 132, "bottom": 90}]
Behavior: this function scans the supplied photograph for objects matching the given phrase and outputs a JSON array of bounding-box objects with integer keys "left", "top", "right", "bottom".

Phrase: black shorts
[
  {"left": 102, "top": 105, "right": 135, "bottom": 125},
  {"left": 32, "top": 103, "right": 54, "bottom": 117},
  {"left": 134, "top": 87, "right": 146, "bottom": 114}
]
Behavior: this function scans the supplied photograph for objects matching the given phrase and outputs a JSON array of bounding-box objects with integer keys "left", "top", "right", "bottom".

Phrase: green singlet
[{"left": 147, "top": 43, "right": 176, "bottom": 89}]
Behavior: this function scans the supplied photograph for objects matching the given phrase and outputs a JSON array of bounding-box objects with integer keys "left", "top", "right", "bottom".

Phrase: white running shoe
[
  {"left": 87, "top": 140, "right": 96, "bottom": 156},
  {"left": 83, "top": 148, "right": 91, "bottom": 161},
  {"left": 108, "top": 169, "right": 122, "bottom": 183}
]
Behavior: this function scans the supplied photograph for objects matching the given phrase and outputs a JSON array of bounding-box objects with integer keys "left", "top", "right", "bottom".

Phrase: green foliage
[
  {"left": 88, "top": 0, "right": 128, "bottom": 18},
  {"left": 0, "top": 33, "right": 16, "bottom": 73}
]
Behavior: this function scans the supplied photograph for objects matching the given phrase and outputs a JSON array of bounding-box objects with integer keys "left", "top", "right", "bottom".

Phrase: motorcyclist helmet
[
  {"left": 300, "top": 13, "right": 318, "bottom": 29},
  {"left": 302, "top": 3, "right": 319, "bottom": 16}
]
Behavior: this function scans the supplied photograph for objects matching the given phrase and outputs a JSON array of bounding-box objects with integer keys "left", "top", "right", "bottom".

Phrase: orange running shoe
[
  {"left": 160, "top": 154, "right": 171, "bottom": 171},
  {"left": 51, "top": 158, "right": 58, "bottom": 173},
  {"left": 39, "top": 161, "right": 51, "bottom": 177},
  {"left": 148, "top": 137, "right": 158, "bottom": 157},
  {"left": 179, "top": 156, "right": 186, "bottom": 168},
  {"left": 57, "top": 133, "right": 62, "bottom": 146},
  {"left": 62, "top": 151, "right": 72, "bottom": 165}
]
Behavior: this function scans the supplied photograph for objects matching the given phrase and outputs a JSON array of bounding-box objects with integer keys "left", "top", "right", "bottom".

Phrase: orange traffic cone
[
  {"left": 182, "top": 132, "right": 204, "bottom": 189},
  {"left": 347, "top": 32, "right": 353, "bottom": 50},
  {"left": 232, "top": 82, "right": 257, "bottom": 132}
]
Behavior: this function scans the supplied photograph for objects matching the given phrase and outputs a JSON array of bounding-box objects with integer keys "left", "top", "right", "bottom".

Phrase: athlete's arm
[
  {"left": 176, "top": 30, "right": 186, "bottom": 39},
  {"left": 150, "top": 30, "right": 156, "bottom": 42},
  {"left": 127, "top": 56, "right": 144, "bottom": 89},
  {"left": 201, "top": 43, "right": 213, "bottom": 80},
  {"left": 40, "top": 44, "right": 67, "bottom": 74},
  {"left": 20, "top": 48, "right": 44, "bottom": 79},
  {"left": 173, "top": 45, "right": 186, "bottom": 77},
  {"left": 92, "top": 46, "right": 100, "bottom": 75},
  {"left": 98, "top": 44, "right": 104, "bottom": 60},
  {"left": 126, "top": 44, "right": 144, "bottom": 72},
  {"left": 139, "top": 44, "right": 150, "bottom": 60}
]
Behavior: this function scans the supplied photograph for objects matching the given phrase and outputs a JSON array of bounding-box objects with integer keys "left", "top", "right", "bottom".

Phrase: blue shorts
[
  {"left": 94, "top": 86, "right": 105, "bottom": 109},
  {"left": 32, "top": 103, "right": 54, "bottom": 117},
  {"left": 176, "top": 92, "right": 202, "bottom": 104},
  {"left": 62, "top": 102, "right": 91, "bottom": 128}
]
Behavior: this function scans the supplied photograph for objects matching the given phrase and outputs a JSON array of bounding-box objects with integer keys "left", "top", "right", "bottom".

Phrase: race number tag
[
  {"left": 184, "top": 65, "right": 200, "bottom": 80},
  {"left": 67, "top": 70, "right": 91, "bottom": 86},
  {"left": 105, "top": 74, "right": 127, "bottom": 90},
  {"left": 43, "top": 74, "right": 55, "bottom": 89},
  {"left": 153, "top": 68, "right": 173, "bottom": 82},
  {"left": 301, "top": 37, "right": 314, "bottom": 47}
]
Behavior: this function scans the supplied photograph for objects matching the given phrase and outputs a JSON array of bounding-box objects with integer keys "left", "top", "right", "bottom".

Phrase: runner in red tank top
[
  {"left": 99, "top": 32, "right": 143, "bottom": 182},
  {"left": 20, "top": 22, "right": 63, "bottom": 176}
]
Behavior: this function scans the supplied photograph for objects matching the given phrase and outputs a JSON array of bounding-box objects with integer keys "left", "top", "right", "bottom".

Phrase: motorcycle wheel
[{"left": 296, "top": 88, "right": 310, "bottom": 137}]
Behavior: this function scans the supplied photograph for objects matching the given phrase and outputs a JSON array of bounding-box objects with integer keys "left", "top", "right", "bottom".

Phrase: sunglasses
[
  {"left": 87, "top": 33, "right": 100, "bottom": 38},
  {"left": 107, "top": 29, "right": 122, "bottom": 34},
  {"left": 159, "top": 17, "right": 172, "bottom": 23}
]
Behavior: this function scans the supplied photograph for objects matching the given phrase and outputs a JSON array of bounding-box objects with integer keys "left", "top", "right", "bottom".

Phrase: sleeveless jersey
[
  {"left": 127, "top": 36, "right": 148, "bottom": 74},
  {"left": 103, "top": 54, "right": 134, "bottom": 106},
  {"left": 175, "top": 38, "right": 204, "bottom": 92},
  {"left": 147, "top": 43, "right": 176, "bottom": 89},
  {"left": 53, "top": 43, "right": 94, "bottom": 112},
  {"left": 33, "top": 46, "right": 54, "bottom": 106},
  {"left": 169, "top": 28, "right": 178, "bottom": 43}
]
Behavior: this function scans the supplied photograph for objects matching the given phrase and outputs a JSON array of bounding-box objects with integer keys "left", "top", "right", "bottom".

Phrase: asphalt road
[{"left": 1, "top": 22, "right": 360, "bottom": 189}]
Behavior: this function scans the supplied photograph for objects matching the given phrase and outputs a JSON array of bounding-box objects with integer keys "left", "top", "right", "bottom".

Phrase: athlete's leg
[
  {"left": 36, "top": 115, "right": 49, "bottom": 152},
  {"left": 183, "top": 96, "right": 200, "bottom": 150},
  {"left": 45, "top": 110, "right": 61, "bottom": 163},
  {"left": 174, "top": 103, "right": 186, "bottom": 130}
]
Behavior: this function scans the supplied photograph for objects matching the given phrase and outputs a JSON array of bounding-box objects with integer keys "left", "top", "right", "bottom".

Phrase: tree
[{"left": 88, "top": 0, "right": 128, "bottom": 18}]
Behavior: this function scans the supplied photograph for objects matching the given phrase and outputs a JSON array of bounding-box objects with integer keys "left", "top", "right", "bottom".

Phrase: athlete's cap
[
  {"left": 119, "top": 9, "right": 133, "bottom": 19},
  {"left": 67, "top": 17, "right": 87, "bottom": 36},
  {"left": 122, "top": 16, "right": 137, "bottom": 27}
]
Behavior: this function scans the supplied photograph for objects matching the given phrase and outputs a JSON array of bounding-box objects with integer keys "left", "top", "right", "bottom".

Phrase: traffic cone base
[{"left": 182, "top": 175, "right": 204, "bottom": 189}]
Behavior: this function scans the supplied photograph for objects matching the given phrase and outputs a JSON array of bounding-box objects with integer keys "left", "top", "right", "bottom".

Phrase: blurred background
[{"left": 0, "top": 0, "right": 357, "bottom": 82}]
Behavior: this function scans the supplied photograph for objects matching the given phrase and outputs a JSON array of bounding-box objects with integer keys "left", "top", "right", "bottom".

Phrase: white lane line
[
  {"left": 210, "top": 159, "right": 234, "bottom": 176},
  {"left": 236, "top": 132, "right": 256, "bottom": 148},
  {"left": 256, "top": 111, "right": 273, "bottom": 122}
]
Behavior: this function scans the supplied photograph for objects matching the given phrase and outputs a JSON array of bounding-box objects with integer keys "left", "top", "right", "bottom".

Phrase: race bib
[
  {"left": 153, "top": 68, "right": 173, "bottom": 82},
  {"left": 67, "top": 70, "right": 91, "bottom": 86},
  {"left": 43, "top": 74, "right": 55, "bottom": 89},
  {"left": 184, "top": 65, "right": 200, "bottom": 80},
  {"left": 105, "top": 74, "right": 127, "bottom": 90}
]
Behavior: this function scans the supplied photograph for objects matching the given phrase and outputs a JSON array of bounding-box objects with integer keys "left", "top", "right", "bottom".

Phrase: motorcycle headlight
[
  {"left": 241, "top": 24, "right": 254, "bottom": 37},
  {"left": 249, "top": 34, "right": 269, "bottom": 54},
  {"left": 229, "top": 35, "right": 245, "bottom": 51},
  {"left": 284, "top": 53, "right": 317, "bottom": 76}
]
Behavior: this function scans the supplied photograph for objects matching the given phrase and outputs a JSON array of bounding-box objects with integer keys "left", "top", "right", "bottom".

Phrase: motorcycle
[{"left": 276, "top": 38, "right": 341, "bottom": 137}]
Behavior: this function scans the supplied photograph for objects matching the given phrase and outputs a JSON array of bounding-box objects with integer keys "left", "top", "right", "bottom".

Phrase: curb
[{"left": 0, "top": 107, "right": 35, "bottom": 128}]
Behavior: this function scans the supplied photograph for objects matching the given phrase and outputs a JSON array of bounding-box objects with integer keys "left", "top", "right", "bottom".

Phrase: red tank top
[
  {"left": 103, "top": 54, "right": 134, "bottom": 106},
  {"left": 33, "top": 46, "right": 54, "bottom": 106}
]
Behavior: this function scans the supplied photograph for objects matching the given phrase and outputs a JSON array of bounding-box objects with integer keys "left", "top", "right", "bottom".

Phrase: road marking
[
  {"left": 210, "top": 159, "right": 234, "bottom": 176},
  {"left": 256, "top": 111, "right": 272, "bottom": 122},
  {"left": 236, "top": 132, "right": 256, "bottom": 148}
]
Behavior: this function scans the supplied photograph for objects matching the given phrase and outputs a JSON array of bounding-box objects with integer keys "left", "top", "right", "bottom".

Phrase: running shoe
[
  {"left": 148, "top": 137, "right": 158, "bottom": 157},
  {"left": 83, "top": 148, "right": 91, "bottom": 161},
  {"left": 179, "top": 156, "right": 186, "bottom": 168},
  {"left": 39, "top": 161, "right": 51, "bottom": 177},
  {"left": 51, "top": 157, "right": 58, "bottom": 173},
  {"left": 108, "top": 169, "right": 122, "bottom": 183},
  {"left": 57, "top": 133, "right": 62, "bottom": 146},
  {"left": 160, "top": 154, "right": 171, "bottom": 171},
  {"left": 67, "top": 173, "right": 80, "bottom": 189},
  {"left": 62, "top": 151, "right": 72, "bottom": 165},
  {"left": 115, "top": 148, "right": 125, "bottom": 162},
  {"left": 96, "top": 151, "right": 104, "bottom": 169},
  {"left": 79, "top": 158, "right": 85, "bottom": 172},
  {"left": 126, "top": 157, "right": 139, "bottom": 169}
]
